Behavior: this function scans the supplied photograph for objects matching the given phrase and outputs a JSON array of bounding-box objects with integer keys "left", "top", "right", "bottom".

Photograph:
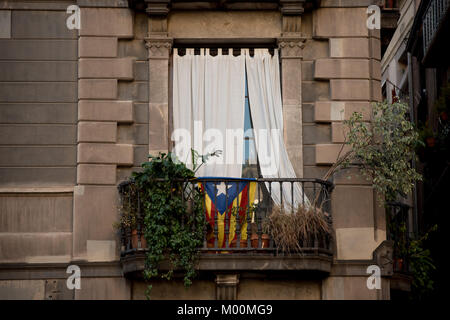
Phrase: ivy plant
[
  {"left": 131, "top": 152, "right": 205, "bottom": 293},
  {"left": 129, "top": 149, "right": 221, "bottom": 297}
]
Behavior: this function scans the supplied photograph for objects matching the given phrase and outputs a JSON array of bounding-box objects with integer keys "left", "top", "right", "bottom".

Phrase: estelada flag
[{"left": 198, "top": 177, "right": 257, "bottom": 248}]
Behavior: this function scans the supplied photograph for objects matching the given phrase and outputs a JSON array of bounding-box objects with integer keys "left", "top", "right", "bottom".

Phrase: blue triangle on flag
[{"left": 198, "top": 177, "right": 256, "bottom": 214}]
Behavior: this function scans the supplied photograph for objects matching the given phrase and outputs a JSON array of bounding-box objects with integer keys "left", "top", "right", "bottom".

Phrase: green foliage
[
  {"left": 113, "top": 183, "right": 138, "bottom": 230},
  {"left": 417, "top": 82, "right": 450, "bottom": 161},
  {"left": 190, "top": 148, "right": 222, "bottom": 173},
  {"left": 434, "top": 82, "right": 450, "bottom": 116},
  {"left": 408, "top": 225, "right": 437, "bottom": 299},
  {"left": 341, "top": 101, "right": 422, "bottom": 202},
  {"left": 131, "top": 152, "right": 206, "bottom": 291}
]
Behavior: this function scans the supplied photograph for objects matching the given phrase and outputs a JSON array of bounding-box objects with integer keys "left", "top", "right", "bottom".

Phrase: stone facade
[{"left": 0, "top": 0, "right": 389, "bottom": 300}]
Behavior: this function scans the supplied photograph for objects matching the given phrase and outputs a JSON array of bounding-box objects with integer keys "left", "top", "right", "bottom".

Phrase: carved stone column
[
  {"left": 145, "top": 2, "right": 172, "bottom": 155},
  {"left": 278, "top": 3, "right": 306, "bottom": 178}
]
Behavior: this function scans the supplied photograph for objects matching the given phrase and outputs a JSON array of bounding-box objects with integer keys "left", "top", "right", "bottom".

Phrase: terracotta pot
[
  {"left": 206, "top": 241, "right": 217, "bottom": 254},
  {"left": 261, "top": 234, "right": 270, "bottom": 248},
  {"left": 230, "top": 238, "right": 248, "bottom": 251},
  {"left": 250, "top": 233, "right": 258, "bottom": 248},
  {"left": 426, "top": 137, "right": 436, "bottom": 147},
  {"left": 395, "top": 258, "right": 404, "bottom": 271},
  {"left": 251, "top": 233, "right": 270, "bottom": 249},
  {"left": 131, "top": 229, "right": 147, "bottom": 249}
]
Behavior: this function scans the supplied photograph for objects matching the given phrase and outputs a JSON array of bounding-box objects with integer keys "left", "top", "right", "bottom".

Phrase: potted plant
[
  {"left": 250, "top": 233, "right": 270, "bottom": 249},
  {"left": 229, "top": 237, "right": 248, "bottom": 250},
  {"left": 129, "top": 150, "right": 220, "bottom": 294},
  {"left": 322, "top": 100, "right": 422, "bottom": 203},
  {"left": 263, "top": 204, "right": 331, "bottom": 254},
  {"left": 228, "top": 203, "right": 269, "bottom": 250}
]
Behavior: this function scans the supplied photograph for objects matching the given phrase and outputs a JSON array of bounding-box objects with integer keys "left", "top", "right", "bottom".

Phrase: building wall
[
  {"left": 381, "top": 0, "right": 416, "bottom": 103},
  {"left": 0, "top": 0, "right": 388, "bottom": 300},
  {"left": 0, "top": 3, "right": 78, "bottom": 269},
  {"left": 303, "top": 3, "right": 385, "bottom": 264}
]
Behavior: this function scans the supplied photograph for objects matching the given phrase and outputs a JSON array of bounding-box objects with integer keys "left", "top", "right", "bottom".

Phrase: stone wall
[
  {"left": 0, "top": 0, "right": 135, "bottom": 300},
  {"left": 0, "top": 3, "right": 78, "bottom": 269},
  {"left": 0, "top": 7, "right": 77, "bottom": 186},
  {"left": 297, "top": 3, "right": 386, "bottom": 263},
  {"left": 74, "top": 5, "right": 139, "bottom": 263}
]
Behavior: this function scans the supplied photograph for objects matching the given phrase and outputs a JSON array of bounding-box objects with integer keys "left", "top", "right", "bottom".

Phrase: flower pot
[
  {"left": 426, "top": 137, "right": 436, "bottom": 147},
  {"left": 206, "top": 241, "right": 218, "bottom": 254},
  {"left": 251, "top": 233, "right": 270, "bottom": 249},
  {"left": 261, "top": 234, "right": 270, "bottom": 248},
  {"left": 230, "top": 238, "right": 248, "bottom": 252},
  {"left": 394, "top": 258, "right": 404, "bottom": 271},
  {"left": 131, "top": 229, "right": 147, "bottom": 249}
]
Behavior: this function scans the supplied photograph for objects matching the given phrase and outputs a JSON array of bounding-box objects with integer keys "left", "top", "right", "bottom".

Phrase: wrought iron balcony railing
[
  {"left": 423, "top": 0, "right": 450, "bottom": 56},
  {"left": 118, "top": 178, "right": 333, "bottom": 258}
]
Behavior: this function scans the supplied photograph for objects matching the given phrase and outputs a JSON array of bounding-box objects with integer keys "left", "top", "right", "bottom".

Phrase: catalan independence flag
[{"left": 198, "top": 177, "right": 257, "bottom": 248}]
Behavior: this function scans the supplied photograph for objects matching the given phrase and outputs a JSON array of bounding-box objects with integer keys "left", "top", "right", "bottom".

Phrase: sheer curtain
[
  {"left": 172, "top": 48, "right": 308, "bottom": 207},
  {"left": 245, "top": 49, "right": 309, "bottom": 208},
  {"left": 172, "top": 48, "right": 246, "bottom": 178}
]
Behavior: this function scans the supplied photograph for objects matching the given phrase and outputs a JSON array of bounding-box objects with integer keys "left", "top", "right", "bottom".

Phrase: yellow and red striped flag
[{"left": 198, "top": 178, "right": 257, "bottom": 248}]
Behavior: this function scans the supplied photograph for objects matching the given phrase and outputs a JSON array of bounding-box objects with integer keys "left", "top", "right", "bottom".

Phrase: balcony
[
  {"left": 386, "top": 201, "right": 413, "bottom": 293},
  {"left": 422, "top": 0, "right": 450, "bottom": 63},
  {"left": 118, "top": 178, "right": 334, "bottom": 277}
]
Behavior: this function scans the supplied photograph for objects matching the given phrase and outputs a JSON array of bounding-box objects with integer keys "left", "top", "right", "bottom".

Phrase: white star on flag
[{"left": 216, "top": 182, "right": 231, "bottom": 196}]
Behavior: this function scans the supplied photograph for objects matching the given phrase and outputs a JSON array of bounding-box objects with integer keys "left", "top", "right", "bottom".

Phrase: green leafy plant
[
  {"left": 131, "top": 152, "right": 205, "bottom": 294},
  {"left": 324, "top": 100, "right": 422, "bottom": 202},
  {"left": 408, "top": 225, "right": 437, "bottom": 299},
  {"left": 389, "top": 220, "right": 436, "bottom": 299},
  {"left": 417, "top": 83, "right": 450, "bottom": 162},
  {"left": 126, "top": 149, "right": 221, "bottom": 298},
  {"left": 322, "top": 101, "right": 436, "bottom": 296}
]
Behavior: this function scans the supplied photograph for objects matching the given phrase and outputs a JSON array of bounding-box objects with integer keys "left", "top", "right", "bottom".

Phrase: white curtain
[
  {"left": 173, "top": 48, "right": 308, "bottom": 208},
  {"left": 172, "top": 48, "right": 246, "bottom": 178},
  {"left": 245, "top": 49, "right": 309, "bottom": 208}
]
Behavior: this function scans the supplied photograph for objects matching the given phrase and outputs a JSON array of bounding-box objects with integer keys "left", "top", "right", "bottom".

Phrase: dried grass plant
[{"left": 263, "top": 204, "right": 332, "bottom": 254}]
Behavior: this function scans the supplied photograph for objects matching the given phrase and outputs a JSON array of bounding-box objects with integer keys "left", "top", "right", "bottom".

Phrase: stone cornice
[
  {"left": 279, "top": 0, "right": 306, "bottom": 15},
  {"left": 128, "top": 1, "right": 316, "bottom": 16},
  {"left": 147, "top": 0, "right": 171, "bottom": 16}
]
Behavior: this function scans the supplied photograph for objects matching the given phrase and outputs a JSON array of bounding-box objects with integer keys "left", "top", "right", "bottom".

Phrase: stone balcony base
[{"left": 121, "top": 250, "right": 333, "bottom": 277}]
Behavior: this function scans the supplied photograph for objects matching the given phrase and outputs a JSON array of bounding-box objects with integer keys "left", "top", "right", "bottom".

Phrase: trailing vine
[{"left": 131, "top": 153, "right": 205, "bottom": 293}]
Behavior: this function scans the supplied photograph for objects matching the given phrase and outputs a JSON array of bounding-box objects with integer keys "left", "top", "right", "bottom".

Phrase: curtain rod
[
  {"left": 174, "top": 47, "right": 276, "bottom": 56},
  {"left": 173, "top": 44, "right": 278, "bottom": 48},
  {"left": 173, "top": 39, "right": 278, "bottom": 49}
]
